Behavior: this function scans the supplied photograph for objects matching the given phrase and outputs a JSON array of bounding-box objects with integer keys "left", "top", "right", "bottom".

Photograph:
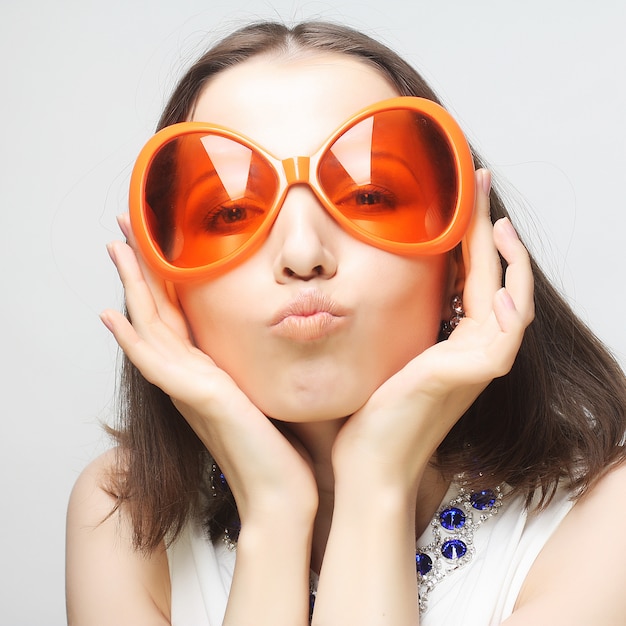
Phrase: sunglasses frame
[{"left": 129, "top": 96, "right": 475, "bottom": 282}]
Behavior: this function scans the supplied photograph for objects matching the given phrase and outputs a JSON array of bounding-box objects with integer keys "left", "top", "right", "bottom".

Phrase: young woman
[{"left": 66, "top": 21, "right": 626, "bottom": 626}]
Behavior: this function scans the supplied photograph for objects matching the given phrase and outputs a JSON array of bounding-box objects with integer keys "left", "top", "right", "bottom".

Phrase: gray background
[{"left": 2, "top": 0, "right": 624, "bottom": 624}]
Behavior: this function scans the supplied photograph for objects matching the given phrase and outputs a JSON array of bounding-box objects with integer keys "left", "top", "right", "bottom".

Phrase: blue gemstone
[
  {"left": 441, "top": 539, "right": 467, "bottom": 560},
  {"left": 415, "top": 552, "right": 433, "bottom": 576},
  {"left": 470, "top": 489, "right": 496, "bottom": 510},
  {"left": 439, "top": 507, "right": 466, "bottom": 530}
]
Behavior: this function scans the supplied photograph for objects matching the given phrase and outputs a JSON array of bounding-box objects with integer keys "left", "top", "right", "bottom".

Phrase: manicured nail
[
  {"left": 106, "top": 242, "right": 117, "bottom": 263},
  {"left": 499, "top": 217, "right": 519, "bottom": 240},
  {"left": 496, "top": 287, "right": 515, "bottom": 310},
  {"left": 116, "top": 214, "right": 130, "bottom": 239},
  {"left": 100, "top": 311, "right": 114, "bottom": 332},
  {"left": 479, "top": 169, "right": 492, "bottom": 196}
]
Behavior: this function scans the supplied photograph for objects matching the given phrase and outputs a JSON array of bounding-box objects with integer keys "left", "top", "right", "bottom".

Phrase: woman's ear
[{"left": 441, "top": 247, "right": 466, "bottom": 319}]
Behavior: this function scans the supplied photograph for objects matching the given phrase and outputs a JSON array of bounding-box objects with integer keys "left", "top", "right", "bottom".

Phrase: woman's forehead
[{"left": 191, "top": 52, "right": 399, "bottom": 157}]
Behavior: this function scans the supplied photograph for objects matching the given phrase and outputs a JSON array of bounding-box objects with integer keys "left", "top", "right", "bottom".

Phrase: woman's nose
[{"left": 271, "top": 187, "right": 338, "bottom": 282}]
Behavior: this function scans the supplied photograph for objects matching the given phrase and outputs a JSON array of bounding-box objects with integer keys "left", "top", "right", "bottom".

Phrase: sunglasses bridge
[{"left": 282, "top": 156, "right": 312, "bottom": 186}]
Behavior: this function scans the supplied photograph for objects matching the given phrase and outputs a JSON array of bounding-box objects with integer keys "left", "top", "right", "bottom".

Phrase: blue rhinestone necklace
[{"left": 415, "top": 475, "right": 503, "bottom": 613}]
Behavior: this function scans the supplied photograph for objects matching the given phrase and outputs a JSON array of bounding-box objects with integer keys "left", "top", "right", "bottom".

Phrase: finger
[
  {"left": 107, "top": 239, "right": 160, "bottom": 328},
  {"left": 492, "top": 217, "right": 535, "bottom": 326},
  {"left": 106, "top": 240, "right": 193, "bottom": 362},
  {"left": 100, "top": 302, "right": 184, "bottom": 397},
  {"left": 100, "top": 305, "right": 160, "bottom": 372},
  {"left": 461, "top": 169, "right": 503, "bottom": 320},
  {"left": 117, "top": 212, "right": 170, "bottom": 306},
  {"left": 471, "top": 218, "right": 535, "bottom": 375},
  {"left": 117, "top": 213, "right": 190, "bottom": 339},
  {"left": 101, "top": 276, "right": 217, "bottom": 407}
]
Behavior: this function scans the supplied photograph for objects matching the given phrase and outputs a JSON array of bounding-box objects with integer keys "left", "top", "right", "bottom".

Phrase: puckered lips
[{"left": 270, "top": 289, "right": 348, "bottom": 341}]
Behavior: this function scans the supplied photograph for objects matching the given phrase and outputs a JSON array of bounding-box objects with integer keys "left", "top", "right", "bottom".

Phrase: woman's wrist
[
  {"left": 331, "top": 434, "right": 430, "bottom": 500},
  {"left": 234, "top": 476, "right": 319, "bottom": 528},
  {"left": 238, "top": 502, "right": 316, "bottom": 544}
]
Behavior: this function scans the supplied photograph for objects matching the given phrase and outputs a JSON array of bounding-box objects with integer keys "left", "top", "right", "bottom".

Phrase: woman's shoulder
[
  {"left": 66, "top": 448, "right": 172, "bottom": 625},
  {"left": 507, "top": 462, "right": 626, "bottom": 624},
  {"left": 67, "top": 448, "right": 132, "bottom": 533},
  {"left": 66, "top": 448, "right": 123, "bottom": 541},
  {"left": 68, "top": 447, "right": 118, "bottom": 501}
]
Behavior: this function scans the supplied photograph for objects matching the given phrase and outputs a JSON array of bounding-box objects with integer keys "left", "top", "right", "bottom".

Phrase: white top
[
  {"left": 167, "top": 484, "right": 574, "bottom": 626},
  {"left": 167, "top": 521, "right": 236, "bottom": 626}
]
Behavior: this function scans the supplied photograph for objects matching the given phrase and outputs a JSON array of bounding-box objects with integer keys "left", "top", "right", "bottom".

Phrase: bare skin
[{"left": 66, "top": 53, "right": 626, "bottom": 625}]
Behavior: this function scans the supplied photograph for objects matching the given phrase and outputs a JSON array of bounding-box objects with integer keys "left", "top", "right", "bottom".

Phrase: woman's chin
[{"left": 256, "top": 395, "right": 366, "bottom": 424}]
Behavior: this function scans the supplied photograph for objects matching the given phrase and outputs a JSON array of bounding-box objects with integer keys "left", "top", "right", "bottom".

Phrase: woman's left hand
[{"left": 333, "top": 168, "right": 535, "bottom": 491}]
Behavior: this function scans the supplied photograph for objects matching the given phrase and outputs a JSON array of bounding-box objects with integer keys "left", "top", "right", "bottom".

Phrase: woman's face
[{"left": 174, "top": 53, "right": 456, "bottom": 422}]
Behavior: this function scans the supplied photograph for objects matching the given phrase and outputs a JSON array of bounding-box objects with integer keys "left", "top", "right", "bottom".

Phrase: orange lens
[
  {"left": 143, "top": 131, "right": 279, "bottom": 269},
  {"left": 318, "top": 109, "right": 457, "bottom": 247}
]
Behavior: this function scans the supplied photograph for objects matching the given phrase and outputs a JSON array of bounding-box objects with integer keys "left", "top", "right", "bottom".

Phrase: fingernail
[
  {"left": 100, "top": 311, "right": 114, "bottom": 332},
  {"left": 106, "top": 242, "right": 117, "bottom": 263},
  {"left": 479, "top": 169, "right": 492, "bottom": 196},
  {"left": 496, "top": 287, "right": 515, "bottom": 310},
  {"left": 499, "top": 217, "right": 519, "bottom": 240},
  {"left": 116, "top": 214, "right": 130, "bottom": 239}
]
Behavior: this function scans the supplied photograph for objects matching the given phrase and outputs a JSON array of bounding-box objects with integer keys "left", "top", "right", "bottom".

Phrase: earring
[{"left": 440, "top": 295, "right": 465, "bottom": 339}]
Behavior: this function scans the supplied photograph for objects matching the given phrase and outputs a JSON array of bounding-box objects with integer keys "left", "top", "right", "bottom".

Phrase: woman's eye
[
  {"left": 202, "top": 203, "right": 265, "bottom": 234},
  {"left": 356, "top": 191, "right": 386, "bottom": 206},
  {"left": 221, "top": 206, "right": 247, "bottom": 223},
  {"left": 338, "top": 186, "right": 396, "bottom": 213}
]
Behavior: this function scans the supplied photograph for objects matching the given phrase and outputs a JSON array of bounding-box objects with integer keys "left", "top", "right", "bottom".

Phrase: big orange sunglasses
[{"left": 129, "top": 96, "right": 475, "bottom": 281}]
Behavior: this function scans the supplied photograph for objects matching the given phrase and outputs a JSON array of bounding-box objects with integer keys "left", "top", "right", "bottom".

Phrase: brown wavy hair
[{"left": 109, "top": 20, "right": 626, "bottom": 552}]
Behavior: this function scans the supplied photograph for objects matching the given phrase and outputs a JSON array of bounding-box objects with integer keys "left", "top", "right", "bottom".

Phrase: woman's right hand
[
  {"left": 101, "top": 215, "right": 316, "bottom": 625},
  {"left": 102, "top": 215, "right": 318, "bottom": 522}
]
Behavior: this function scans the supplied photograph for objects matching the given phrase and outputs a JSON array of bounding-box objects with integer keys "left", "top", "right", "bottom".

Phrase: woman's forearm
[
  {"left": 224, "top": 512, "right": 315, "bottom": 626},
  {"left": 312, "top": 473, "right": 420, "bottom": 626}
]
